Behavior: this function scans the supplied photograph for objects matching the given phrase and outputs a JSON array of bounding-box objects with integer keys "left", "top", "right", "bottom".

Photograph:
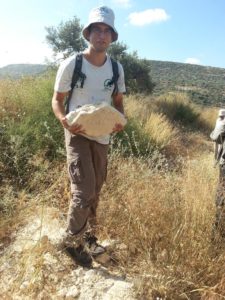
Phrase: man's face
[{"left": 88, "top": 23, "right": 113, "bottom": 52}]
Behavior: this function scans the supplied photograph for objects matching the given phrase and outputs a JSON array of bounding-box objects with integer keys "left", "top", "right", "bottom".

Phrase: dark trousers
[{"left": 65, "top": 130, "right": 109, "bottom": 236}]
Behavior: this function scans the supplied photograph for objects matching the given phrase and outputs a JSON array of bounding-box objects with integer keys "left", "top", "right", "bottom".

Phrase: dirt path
[{"left": 0, "top": 206, "right": 135, "bottom": 299}]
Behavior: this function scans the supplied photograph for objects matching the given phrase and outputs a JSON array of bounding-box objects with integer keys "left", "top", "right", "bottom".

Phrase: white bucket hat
[
  {"left": 218, "top": 109, "right": 225, "bottom": 117},
  {"left": 82, "top": 6, "right": 118, "bottom": 42}
]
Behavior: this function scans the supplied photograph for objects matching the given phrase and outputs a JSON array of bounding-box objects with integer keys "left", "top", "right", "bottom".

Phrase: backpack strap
[
  {"left": 71, "top": 53, "right": 86, "bottom": 89},
  {"left": 65, "top": 53, "right": 86, "bottom": 113},
  {"left": 65, "top": 55, "right": 119, "bottom": 113},
  {"left": 110, "top": 57, "right": 119, "bottom": 96}
]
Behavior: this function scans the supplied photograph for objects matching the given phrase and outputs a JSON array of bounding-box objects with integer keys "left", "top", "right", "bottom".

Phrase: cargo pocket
[{"left": 69, "top": 158, "right": 84, "bottom": 183}]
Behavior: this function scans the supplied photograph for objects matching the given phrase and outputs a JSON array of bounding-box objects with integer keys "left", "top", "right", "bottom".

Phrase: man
[
  {"left": 210, "top": 109, "right": 225, "bottom": 240},
  {"left": 52, "top": 6, "right": 126, "bottom": 267}
]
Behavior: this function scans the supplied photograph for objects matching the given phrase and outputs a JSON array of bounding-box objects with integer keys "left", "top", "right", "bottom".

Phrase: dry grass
[
  {"left": 144, "top": 112, "right": 179, "bottom": 149},
  {"left": 1, "top": 90, "right": 225, "bottom": 298},
  {"left": 2, "top": 151, "right": 224, "bottom": 299},
  {"left": 97, "top": 152, "right": 225, "bottom": 299},
  {"left": 123, "top": 94, "right": 214, "bottom": 159},
  {"left": 0, "top": 74, "right": 54, "bottom": 124},
  {"left": 198, "top": 106, "right": 220, "bottom": 132},
  {"left": 124, "top": 94, "right": 153, "bottom": 122}
]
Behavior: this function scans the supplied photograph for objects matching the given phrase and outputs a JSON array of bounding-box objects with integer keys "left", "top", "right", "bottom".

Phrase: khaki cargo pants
[{"left": 65, "top": 130, "right": 109, "bottom": 236}]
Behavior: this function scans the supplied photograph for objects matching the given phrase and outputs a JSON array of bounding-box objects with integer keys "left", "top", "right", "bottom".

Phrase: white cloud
[
  {"left": 128, "top": 8, "right": 170, "bottom": 26},
  {"left": 112, "top": 0, "right": 131, "bottom": 8},
  {"left": 185, "top": 58, "right": 201, "bottom": 65}
]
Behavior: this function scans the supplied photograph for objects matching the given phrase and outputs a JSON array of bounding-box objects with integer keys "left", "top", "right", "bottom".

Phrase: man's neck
[{"left": 83, "top": 48, "right": 107, "bottom": 67}]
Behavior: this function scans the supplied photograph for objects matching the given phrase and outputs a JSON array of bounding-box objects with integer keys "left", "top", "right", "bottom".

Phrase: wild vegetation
[
  {"left": 1, "top": 58, "right": 224, "bottom": 106},
  {"left": 149, "top": 60, "right": 225, "bottom": 106},
  {"left": 1, "top": 12, "right": 225, "bottom": 299},
  {"left": 1, "top": 68, "right": 225, "bottom": 299}
]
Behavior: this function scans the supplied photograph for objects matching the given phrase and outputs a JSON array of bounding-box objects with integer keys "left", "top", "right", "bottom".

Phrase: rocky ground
[{"left": 0, "top": 206, "right": 135, "bottom": 299}]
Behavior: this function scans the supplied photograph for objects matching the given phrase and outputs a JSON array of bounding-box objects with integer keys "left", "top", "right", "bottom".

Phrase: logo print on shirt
[{"left": 104, "top": 79, "right": 113, "bottom": 91}]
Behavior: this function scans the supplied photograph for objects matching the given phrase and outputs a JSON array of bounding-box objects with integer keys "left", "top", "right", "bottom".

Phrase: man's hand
[
  {"left": 112, "top": 123, "right": 124, "bottom": 133},
  {"left": 61, "top": 117, "right": 86, "bottom": 135},
  {"left": 52, "top": 92, "right": 86, "bottom": 135}
]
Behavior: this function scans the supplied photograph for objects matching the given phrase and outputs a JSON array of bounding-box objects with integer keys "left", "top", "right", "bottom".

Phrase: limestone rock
[{"left": 66, "top": 102, "right": 127, "bottom": 137}]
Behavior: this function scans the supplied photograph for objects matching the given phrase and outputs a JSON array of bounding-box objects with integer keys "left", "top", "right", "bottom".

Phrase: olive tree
[
  {"left": 45, "top": 17, "right": 86, "bottom": 58},
  {"left": 108, "top": 42, "right": 155, "bottom": 94}
]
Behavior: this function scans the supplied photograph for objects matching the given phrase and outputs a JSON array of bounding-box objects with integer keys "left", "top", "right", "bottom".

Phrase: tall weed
[
  {"left": 110, "top": 119, "right": 153, "bottom": 158},
  {"left": 144, "top": 112, "right": 178, "bottom": 149},
  {"left": 99, "top": 152, "right": 220, "bottom": 298},
  {"left": 124, "top": 94, "right": 153, "bottom": 123},
  {"left": 0, "top": 72, "right": 64, "bottom": 187}
]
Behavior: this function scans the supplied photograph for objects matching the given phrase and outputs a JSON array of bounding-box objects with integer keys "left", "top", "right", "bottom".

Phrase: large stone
[{"left": 66, "top": 102, "right": 127, "bottom": 137}]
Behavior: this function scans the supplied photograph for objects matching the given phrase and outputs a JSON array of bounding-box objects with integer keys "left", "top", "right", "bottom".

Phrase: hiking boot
[
  {"left": 58, "top": 232, "right": 92, "bottom": 267},
  {"left": 57, "top": 231, "right": 78, "bottom": 250},
  {"left": 64, "top": 244, "right": 92, "bottom": 268},
  {"left": 84, "top": 233, "right": 106, "bottom": 257}
]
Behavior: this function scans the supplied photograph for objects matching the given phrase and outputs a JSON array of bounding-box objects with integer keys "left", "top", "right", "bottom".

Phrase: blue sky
[{"left": 1, "top": 0, "right": 225, "bottom": 68}]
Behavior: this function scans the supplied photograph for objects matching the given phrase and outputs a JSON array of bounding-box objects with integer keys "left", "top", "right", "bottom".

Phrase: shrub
[
  {"left": 0, "top": 71, "right": 65, "bottom": 187},
  {"left": 0, "top": 130, "right": 33, "bottom": 186},
  {"left": 110, "top": 118, "right": 154, "bottom": 158},
  {"left": 155, "top": 93, "right": 200, "bottom": 127}
]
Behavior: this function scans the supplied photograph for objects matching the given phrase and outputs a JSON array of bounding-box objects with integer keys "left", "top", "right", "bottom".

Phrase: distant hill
[
  {"left": 1, "top": 61, "right": 225, "bottom": 106},
  {"left": 149, "top": 60, "right": 225, "bottom": 106},
  {"left": 0, "top": 64, "right": 48, "bottom": 79}
]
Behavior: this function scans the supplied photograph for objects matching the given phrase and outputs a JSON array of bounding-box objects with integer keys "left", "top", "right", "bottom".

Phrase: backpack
[
  {"left": 210, "top": 119, "right": 225, "bottom": 144},
  {"left": 65, "top": 53, "right": 119, "bottom": 113}
]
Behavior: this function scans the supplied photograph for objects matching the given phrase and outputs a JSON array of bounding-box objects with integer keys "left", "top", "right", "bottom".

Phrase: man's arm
[
  {"left": 112, "top": 92, "right": 125, "bottom": 132},
  {"left": 52, "top": 91, "right": 85, "bottom": 134},
  {"left": 112, "top": 92, "right": 124, "bottom": 115},
  {"left": 52, "top": 91, "right": 68, "bottom": 126}
]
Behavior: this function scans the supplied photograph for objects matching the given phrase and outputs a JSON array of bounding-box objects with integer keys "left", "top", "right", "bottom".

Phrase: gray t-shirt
[{"left": 54, "top": 54, "right": 126, "bottom": 144}]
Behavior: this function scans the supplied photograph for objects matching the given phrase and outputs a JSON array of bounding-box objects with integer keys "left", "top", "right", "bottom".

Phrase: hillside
[
  {"left": 149, "top": 60, "right": 225, "bottom": 106},
  {"left": 0, "top": 64, "right": 48, "bottom": 79},
  {"left": 1, "top": 60, "right": 225, "bottom": 106}
]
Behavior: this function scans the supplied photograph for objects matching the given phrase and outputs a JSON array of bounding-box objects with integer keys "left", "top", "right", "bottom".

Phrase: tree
[
  {"left": 108, "top": 42, "right": 128, "bottom": 60},
  {"left": 108, "top": 42, "right": 155, "bottom": 94},
  {"left": 45, "top": 17, "right": 86, "bottom": 58}
]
